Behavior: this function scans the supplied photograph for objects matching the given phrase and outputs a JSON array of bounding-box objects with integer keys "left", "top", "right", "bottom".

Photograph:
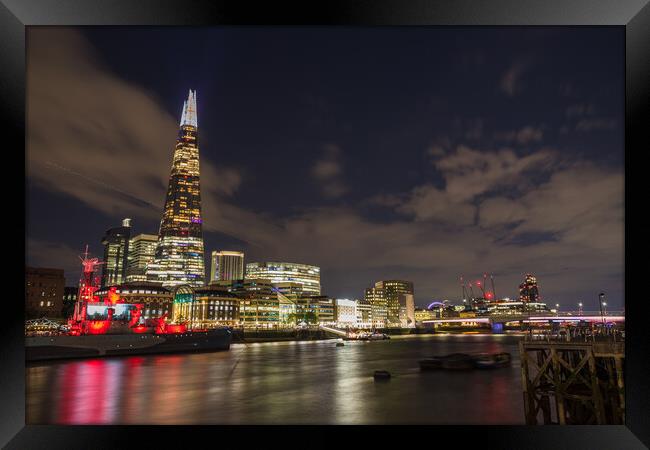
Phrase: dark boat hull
[{"left": 26, "top": 328, "right": 231, "bottom": 362}]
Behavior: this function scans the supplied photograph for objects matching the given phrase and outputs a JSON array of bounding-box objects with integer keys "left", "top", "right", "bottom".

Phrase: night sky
[{"left": 26, "top": 27, "right": 624, "bottom": 310}]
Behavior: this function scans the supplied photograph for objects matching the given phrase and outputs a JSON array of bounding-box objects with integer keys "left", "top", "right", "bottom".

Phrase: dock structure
[{"left": 519, "top": 337, "right": 625, "bottom": 425}]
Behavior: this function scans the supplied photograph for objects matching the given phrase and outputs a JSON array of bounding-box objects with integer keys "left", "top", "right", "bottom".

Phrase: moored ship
[{"left": 26, "top": 247, "right": 231, "bottom": 362}]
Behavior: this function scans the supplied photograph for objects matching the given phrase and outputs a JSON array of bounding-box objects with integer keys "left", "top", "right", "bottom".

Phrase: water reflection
[{"left": 27, "top": 335, "right": 524, "bottom": 424}]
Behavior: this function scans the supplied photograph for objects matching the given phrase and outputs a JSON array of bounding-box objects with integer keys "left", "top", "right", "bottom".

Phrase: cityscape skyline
[{"left": 26, "top": 27, "right": 624, "bottom": 308}]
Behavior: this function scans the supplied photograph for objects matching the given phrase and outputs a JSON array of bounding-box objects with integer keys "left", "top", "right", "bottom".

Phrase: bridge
[
  {"left": 319, "top": 324, "right": 349, "bottom": 337},
  {"left": 422, "top": 311, "right": 625, "bottom": 329}
]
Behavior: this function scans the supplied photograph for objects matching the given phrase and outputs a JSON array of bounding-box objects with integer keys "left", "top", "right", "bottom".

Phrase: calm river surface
[{"left": 26, "top": 334, "right": 525, "bottom": 424}]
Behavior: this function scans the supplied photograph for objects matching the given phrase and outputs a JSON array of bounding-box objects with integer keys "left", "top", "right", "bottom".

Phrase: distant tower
[
  {"left": 146, "top": 90, "right": 205, "bottom": 287},
  {"left": 518, "top": 273, "right": 539, "bottom": 303},
  {"left": 210, "top": 250, "right": 245, "bottom": 283},
  {"left": 100, "top": 218, "right": 131, "bottom": 287}
]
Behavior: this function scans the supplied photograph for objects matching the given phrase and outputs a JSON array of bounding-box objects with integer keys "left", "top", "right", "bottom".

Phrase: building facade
[
  {"left": 100, "top": 218, "right": 131, "bottom": 287},
  {"left": 210, "top": 250, "right": 244, "bottom": 283},
  {"left": 335, "top": 299, "right": 358, "bottom": 328},
  {"left": 126, "top": 233, "right": 158, "bottom": 282},
  {"left": 519, "top": 273, "right": 540, "bottom": 303},
  {"left": 245, "top": 261, "right": 321, "bottom": 295},
  {"left": 147, "top": 90, "right": 206, "bottom": 287},
  {"left": 398, "top": 293, "right": 415, "bottom": 328},
  {"left": 375, "top": 280, "right": 414, "bottom": 327},
  {"left": 95, "top": 282, "right": 174, "bottom": 320},
  {"left": 25, "top": 267, "right": 65, "bottom": 319},
  {"left": 174, "top": 286, "right": 240, "bottom": 328},
  {"left": 365, "top": 286, "right": 386, "bottom": 327},
  {"left": 356, "top": 299, "right": 373, "bottom": 328}
]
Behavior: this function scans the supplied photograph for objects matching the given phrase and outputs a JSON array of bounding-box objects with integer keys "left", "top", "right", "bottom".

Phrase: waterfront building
[
  {"left": 356, "top": 299, "right": 373, "bottom": 328},
  {"left": 365, "top": 286, "right": 386, "bottom": 327},
  {"left": 335, "top": 299, "right": 358, "bottom": 328},
  {"left": 25, "top": 267, "right": 65, "bottom": 320},
  {"left": 245, "top": 261, "right": 320, "bottom": 295},
  {"left": 100, "top": 218, "right": 131, "bottom": 287},
  {"left": 210, "top": 250, "right": 244, "bottom": 283},
  {"left": 95, "top": 282, "right": 173, "bottom": 320},
  {"left": 62, "top": 286, "right": 78, "bottom": 319},
  {"left": 272, "top": 281, "right": 305, "bottom": 296},
  {"left": 175, "top": 286, "right": 240, "bottom": 328},
  {"left": 398, "top": 293, "right": 415, "bottom": 328},
  {"left": 375, "top": 280, "right": 414, "bottom": 327},
  {"left": 63, "top": 286, "right": 78, "bottom": 303},
  {"left": 364, "top": 280, "right": 414, "bottom": 328},
  {"left": 146, "top": 90, "right": 206, "bottom": 288},
  {"left": 519, "top": 273, "right": 540, "bottom": 303},
  {"left": 414, "top": 308, "right": 436, "bottom": 325},
  {"left": 126, "top": 233, "right": 158, "bottom": 282},
  {"left": 239, "top": 293, "right": 280, "bottom": 329}
]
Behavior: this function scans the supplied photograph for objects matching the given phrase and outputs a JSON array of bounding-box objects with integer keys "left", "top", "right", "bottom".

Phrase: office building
[
  {"left": 519, "top": 273, "right": 540, "bottom": 303},
  {"left": 210, "top": 250, "right": 244, "bottom": 283},
  {"left": 335, "top": 299, "right": 358, "bottom": 328},
  {"left": 126, "top": 233, "right": 158, "bottom": 282},
  {"left": 398, "top": 293, "right": 415, "bottom": 328},
  {"left": 147, "top": 90, "right": 206, "bottom": 287},
  {"left": 245, "top": 261, "right": 321, "bottom": 295},
  {"left": 100, "top": 218, "right": 131, "bottom": 287}
]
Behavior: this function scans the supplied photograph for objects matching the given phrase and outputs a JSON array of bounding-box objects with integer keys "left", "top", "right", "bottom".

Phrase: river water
[{"left": 26, "top": 334, "right": 525, "bottom": 425}]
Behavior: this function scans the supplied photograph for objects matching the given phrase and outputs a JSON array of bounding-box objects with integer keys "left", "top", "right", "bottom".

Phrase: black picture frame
[{"left": 3, "top": 0, "right": 649, "bottom": 448}]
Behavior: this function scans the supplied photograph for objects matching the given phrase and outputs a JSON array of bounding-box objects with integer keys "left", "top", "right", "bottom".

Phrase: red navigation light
[
  {"left": 476, "top": 281, "right": 481, "bottom": 285},
  {"left": 486, "top": 292, "right": 494, "bottom": 299}
]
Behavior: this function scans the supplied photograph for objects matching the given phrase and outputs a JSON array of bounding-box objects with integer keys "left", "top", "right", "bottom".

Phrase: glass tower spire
[{"left": 146, "top": 90, "right": 205, "bottom": 287}]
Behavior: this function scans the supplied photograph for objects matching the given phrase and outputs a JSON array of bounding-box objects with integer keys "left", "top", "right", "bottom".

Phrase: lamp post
[
  {"left": 555, "top": 303, "right": 560, "bottom": 317},
  {"left": 578, "top": 302, "right": 583, "bottom": 316},
  {"left": 603, "top": 302, "right": 607, "bottom": 316}
]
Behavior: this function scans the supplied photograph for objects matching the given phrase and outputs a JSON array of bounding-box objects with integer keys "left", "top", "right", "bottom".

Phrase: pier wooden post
[{"left": 520, "top": 339, "right": 623, "bottom": 425}]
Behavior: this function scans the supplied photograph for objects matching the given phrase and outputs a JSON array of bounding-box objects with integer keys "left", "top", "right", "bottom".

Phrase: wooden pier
[{"left": 520, "top": 337, "right": 625, "bottom": 425}]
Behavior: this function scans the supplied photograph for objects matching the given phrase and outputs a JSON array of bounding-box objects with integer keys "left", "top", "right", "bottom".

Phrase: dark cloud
[{"left": 26, "top": 29, "right": 624, "bottom": 309}]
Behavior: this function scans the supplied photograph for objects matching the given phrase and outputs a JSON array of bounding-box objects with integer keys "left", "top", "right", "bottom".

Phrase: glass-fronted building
[
  {"left": 147, "top": 90, "right": 206, "bottom": 287},
  {"left": 126, "top": 233, "right": 158, "bottom": 282},
  {"left": 245, "top": 261, "right": 321, "bottom": 295},
  {"left": 210, "top": 250, "right": 244, "bottom": 283},
  {"left": 100, "top": 218, "right": 131, "bottom": 287}
]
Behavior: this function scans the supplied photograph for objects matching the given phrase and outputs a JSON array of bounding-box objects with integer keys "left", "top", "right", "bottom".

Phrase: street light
[
  {"left": 555, "top": 303, "right": 560, "bottom": 317},
  {"left": 603, "top": 302, "right": 607, "bottom": 316},
  {"left": 578, "top": 302, "right": 583, "bottom": 316}
]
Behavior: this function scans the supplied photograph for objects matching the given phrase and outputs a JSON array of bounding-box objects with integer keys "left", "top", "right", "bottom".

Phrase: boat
[
  {"left": 419, "top": 352, "right": 512, "bottom": 371},
  {"left": 26, "top": 328, "right": 231, "bottom": 362},
  {"left": 25, "top": 247, "right": 231, "bottom": 362},
  {"left": 473, "top": 352, "right": 511, "bottom": 369},
  {"left": 373, "top": 370, "right": 391, "bottom": 380},
  {"left": 440, "top": 353, "right": 475, "bottom": 370},
  {"left": 368, "top": 332, "right": 390, "bottom": 341}
]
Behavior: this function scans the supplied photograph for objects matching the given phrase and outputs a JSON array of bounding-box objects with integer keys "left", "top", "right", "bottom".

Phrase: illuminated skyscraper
[
  {"left": 126, "top": 233, "right": 158, "bottom": 282},
  {"left": 146, "top": 90, "right": 205, "bottom": 287},
  {"left": 210, "top": 250, "right": 245, "bottom": 283},
  {"left": 519, "top": 273, "right": 539, "bottom": 303},
  {"left": 100, "top": 218, "right": 131, "bottom": 287}
]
